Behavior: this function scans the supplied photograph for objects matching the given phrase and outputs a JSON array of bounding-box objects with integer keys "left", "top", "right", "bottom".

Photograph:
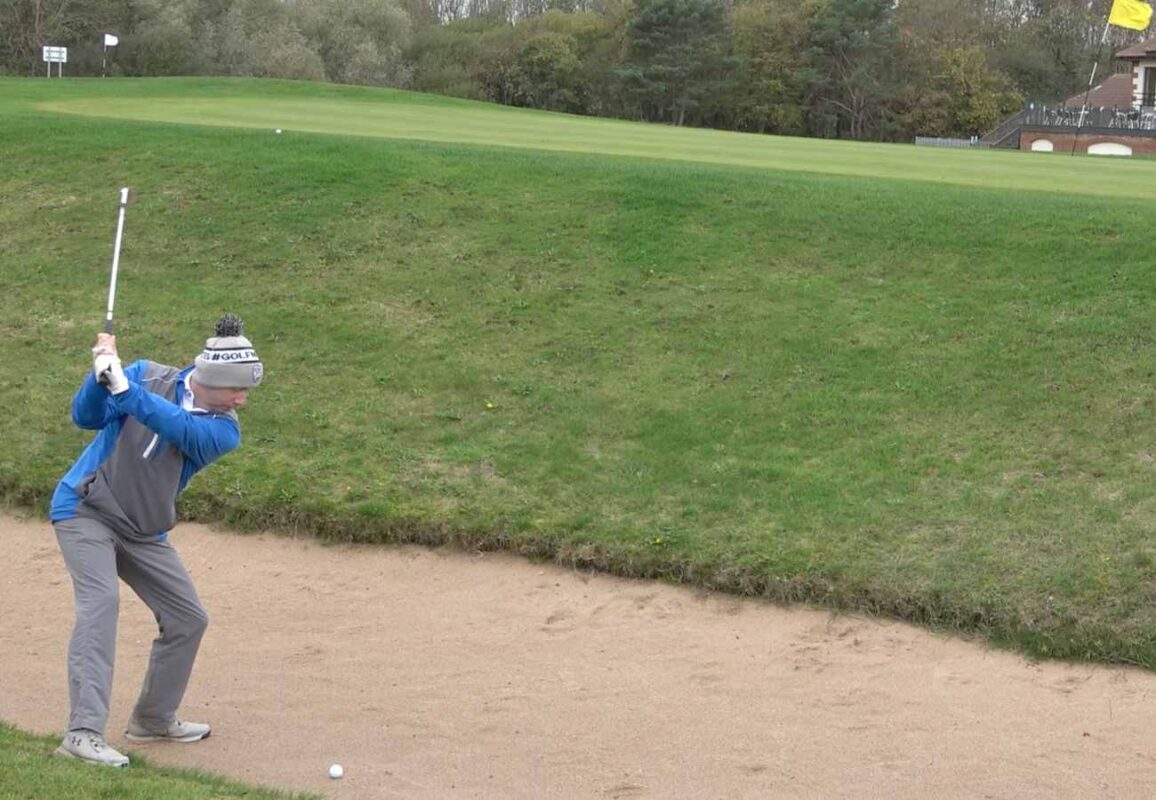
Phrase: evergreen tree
[{"left": 614, "top": 0, "right": 736, "bottom": 126}]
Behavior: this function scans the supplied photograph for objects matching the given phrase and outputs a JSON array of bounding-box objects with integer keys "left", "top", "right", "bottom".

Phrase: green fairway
[
  {"left": 16, "top": 76, "right": 1156, "bottom": 199},
  {"left": 3, "top": 77, "right": 1156, "bottom": 668}
]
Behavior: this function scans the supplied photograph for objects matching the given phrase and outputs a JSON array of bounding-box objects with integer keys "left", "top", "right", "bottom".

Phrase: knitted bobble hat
[{"left": 191, "top": 314, "right": 263, "bottom": 389}]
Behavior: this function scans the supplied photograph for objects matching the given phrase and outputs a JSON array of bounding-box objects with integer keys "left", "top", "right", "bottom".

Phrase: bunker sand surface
[{"left": 3, "top": 512, "right": 1155, "bottom": 799}]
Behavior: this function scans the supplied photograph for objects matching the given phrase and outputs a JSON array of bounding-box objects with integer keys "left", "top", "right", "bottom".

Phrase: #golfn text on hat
[{"left": 201, "top": 350, "right": 258, "bottom": 362}]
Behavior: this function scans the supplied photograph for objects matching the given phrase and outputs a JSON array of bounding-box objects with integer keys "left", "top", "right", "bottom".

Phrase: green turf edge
[{"left": 0, "top": 720, "right": 322, "bottom": 800}]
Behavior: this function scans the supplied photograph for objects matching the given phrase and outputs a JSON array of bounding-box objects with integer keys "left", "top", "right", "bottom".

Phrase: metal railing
[
  {"left": 980, "top": 109, "right": 1026, "bottom": 148},
  {"left": 1022, "top": 104, "right": 1156, "bottom": 130}
]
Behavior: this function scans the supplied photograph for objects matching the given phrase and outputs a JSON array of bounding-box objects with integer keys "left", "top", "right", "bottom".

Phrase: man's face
[{"left": 190, "top": 380, "right": 249, "bottom": 414}]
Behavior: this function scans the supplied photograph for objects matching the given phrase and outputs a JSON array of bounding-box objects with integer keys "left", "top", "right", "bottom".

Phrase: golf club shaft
[{"left": 104, "top": 187, "right": 130, "bottom": 334}]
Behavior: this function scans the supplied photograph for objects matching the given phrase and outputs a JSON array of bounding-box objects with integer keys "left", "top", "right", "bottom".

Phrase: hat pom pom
[{"left": 215, "top": 313, "right": 244, "bottom": 337}]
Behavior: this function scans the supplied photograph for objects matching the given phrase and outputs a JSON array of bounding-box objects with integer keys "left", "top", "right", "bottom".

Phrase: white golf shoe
[
  {"left": 125, "top": 718, "right": 211, "bottom": 743},
  {"left": 54, "top": 730, "right": 130, "bottom": 767}
]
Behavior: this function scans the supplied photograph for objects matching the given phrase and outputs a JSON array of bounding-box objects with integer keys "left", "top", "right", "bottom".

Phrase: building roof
[
  {"left": 1063, "top": 72, "right": 1135, "bottom": 108},
  {"left": 1116, "top": 35, "right": 1156, "bottom": 59}
]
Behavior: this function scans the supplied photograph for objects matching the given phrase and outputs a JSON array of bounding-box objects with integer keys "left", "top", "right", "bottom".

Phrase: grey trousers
[{"left": 54, "top": 516, "right": 208, "bottom": 735}]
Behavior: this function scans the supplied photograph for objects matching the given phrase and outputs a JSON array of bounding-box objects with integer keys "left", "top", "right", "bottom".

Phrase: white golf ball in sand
[{"left": 329, "top": 763, "right": 344, "bottom": 779}]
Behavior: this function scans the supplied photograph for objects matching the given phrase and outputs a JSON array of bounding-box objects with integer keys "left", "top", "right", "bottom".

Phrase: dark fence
[{"left": 1023, "top": 104, "right": 1156, "bottom": 130}]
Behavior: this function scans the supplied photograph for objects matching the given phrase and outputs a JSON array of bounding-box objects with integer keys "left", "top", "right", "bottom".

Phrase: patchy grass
[{"left": 0, "top": 721, "right": 320, "bottom": 799}]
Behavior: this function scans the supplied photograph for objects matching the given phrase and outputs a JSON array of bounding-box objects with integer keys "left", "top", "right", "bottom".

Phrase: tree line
[{"left": 1, "top": 0, "right": 1148, "bottom": 141}]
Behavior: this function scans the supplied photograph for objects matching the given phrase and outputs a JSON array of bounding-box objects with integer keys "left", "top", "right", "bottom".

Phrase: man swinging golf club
[{"left": 50, "top": 314, "right": 263, "bottom": 767}]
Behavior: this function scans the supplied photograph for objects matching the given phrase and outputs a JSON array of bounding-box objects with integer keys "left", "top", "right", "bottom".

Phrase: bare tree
[{"left": 0, "top": 0, "right": 101, "bottom": 75}]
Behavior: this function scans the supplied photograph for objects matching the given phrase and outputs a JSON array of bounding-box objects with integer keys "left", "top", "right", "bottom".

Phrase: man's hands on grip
[{"left": 92, "top": 334, "right": 128, "bottom": 395}]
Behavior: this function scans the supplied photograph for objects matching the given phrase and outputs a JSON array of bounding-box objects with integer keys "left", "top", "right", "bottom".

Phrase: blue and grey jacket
[{"left": 50, "top": 360, "right": 241, "bottom": 540}]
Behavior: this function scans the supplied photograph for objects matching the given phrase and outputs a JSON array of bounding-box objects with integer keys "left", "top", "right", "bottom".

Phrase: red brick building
[{"left": 993, "top": 35, "right": 1156, "bottom": 156}]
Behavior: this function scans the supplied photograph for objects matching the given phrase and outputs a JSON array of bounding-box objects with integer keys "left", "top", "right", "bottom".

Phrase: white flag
[{"left": 104, "top": 33, "right": 119, "bottom": 47}]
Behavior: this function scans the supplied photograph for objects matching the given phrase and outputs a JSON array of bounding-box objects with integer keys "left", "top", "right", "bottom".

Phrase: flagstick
[
  {"left": 1072, "top": 21, "right": 1112, "bottom": 156},
  {"left": 102, "top": 43, "right": 107, "bottom": 78}
]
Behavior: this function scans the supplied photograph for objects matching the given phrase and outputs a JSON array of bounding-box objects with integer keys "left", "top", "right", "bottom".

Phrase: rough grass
[{"left": 2, "top": 78, "right": 1156, "bottom": 668}]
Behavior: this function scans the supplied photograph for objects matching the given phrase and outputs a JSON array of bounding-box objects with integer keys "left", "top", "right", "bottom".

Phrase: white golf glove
[{"left": 93, "top": 353, "right": 129, "bottom": 395}]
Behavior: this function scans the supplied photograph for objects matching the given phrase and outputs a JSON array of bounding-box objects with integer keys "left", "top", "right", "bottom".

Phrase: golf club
[
  {"left": 97, "top": 187, "right": 131, "bottom": 386},
  {"left": 104, "top": 186, "right": 131, "bottom": 334}
]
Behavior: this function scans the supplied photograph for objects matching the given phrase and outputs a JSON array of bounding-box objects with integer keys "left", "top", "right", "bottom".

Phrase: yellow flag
[{"left": 1109, "top": 0, "right": 1153, "bottom": 29}]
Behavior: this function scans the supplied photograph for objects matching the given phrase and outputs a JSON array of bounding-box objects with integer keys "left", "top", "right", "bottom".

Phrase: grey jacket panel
[{"left": 77, "top": 362, "right": 188, "bottom": 540}]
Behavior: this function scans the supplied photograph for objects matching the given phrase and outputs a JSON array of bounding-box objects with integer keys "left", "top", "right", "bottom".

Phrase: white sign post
[
  {"left": 102, "top": 34, "right": 119, "bottom": 77},
  {"left": 42, "top": 46, "right": 67, "bottom": 78}
]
